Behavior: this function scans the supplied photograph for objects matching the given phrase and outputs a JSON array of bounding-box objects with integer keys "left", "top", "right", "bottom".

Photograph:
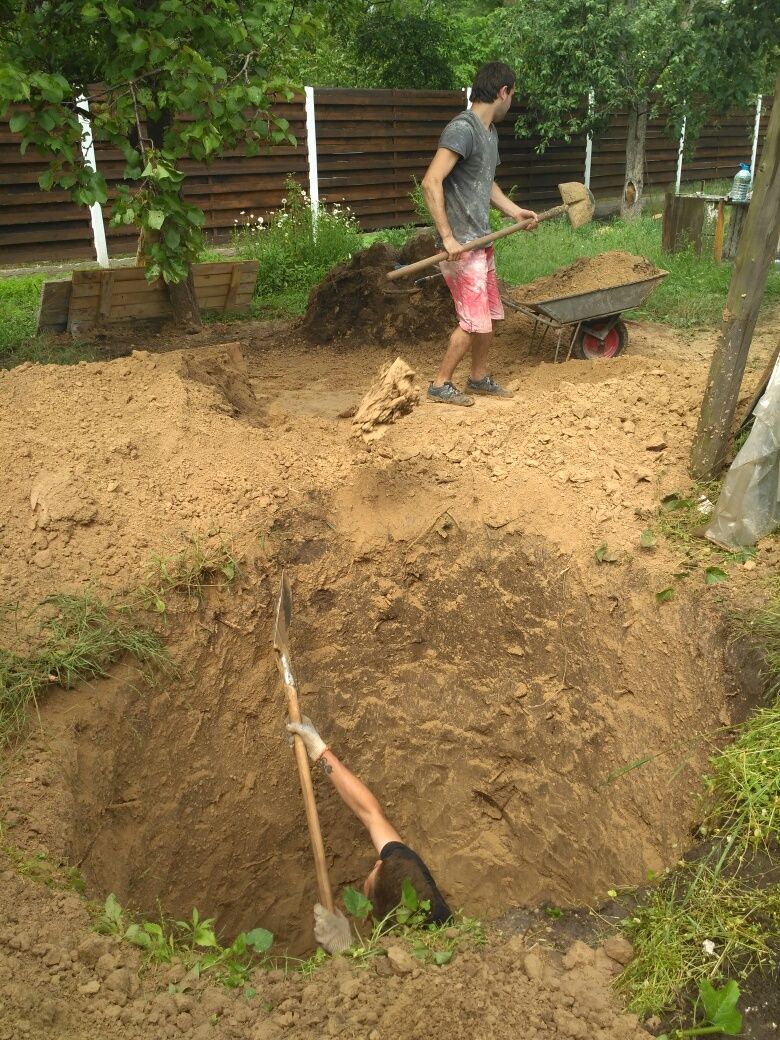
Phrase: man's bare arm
[
  {"left": 286, "top": 718, "right": 402, "bottom": 853},
  {"left": 490, "top": 182, "right": 538, "bottom": 227},
  {"left": 421, "top": 147, "right": 465, "bottom": 259},
  {"left": 318, "top": 749, "right": 402, "bottom": 853}
]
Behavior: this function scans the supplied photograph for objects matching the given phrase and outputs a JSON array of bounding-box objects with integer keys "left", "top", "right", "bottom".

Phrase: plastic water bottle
[{"left": 730, "top": 163, "right": 752, "bottom": 202}]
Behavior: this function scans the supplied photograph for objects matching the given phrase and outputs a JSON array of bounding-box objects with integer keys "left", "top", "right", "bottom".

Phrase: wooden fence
[{"left": 0, "top": 87, "right": 770, "bottom": 266}]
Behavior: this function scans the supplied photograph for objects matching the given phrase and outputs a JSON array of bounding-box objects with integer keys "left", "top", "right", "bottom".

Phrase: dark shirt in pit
[{"left": 379, "top": 841, "right": 452, "bottom": 925}]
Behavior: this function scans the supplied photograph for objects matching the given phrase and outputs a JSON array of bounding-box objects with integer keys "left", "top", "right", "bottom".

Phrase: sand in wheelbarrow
[
  {"left": 301, "top": 233, "right": 454, "bottom": 345},
  {"left": 511, "top": 251, "right": 662, "bottom": 304}
]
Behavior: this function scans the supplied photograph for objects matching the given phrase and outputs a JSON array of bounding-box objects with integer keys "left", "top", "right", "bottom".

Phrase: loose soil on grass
[{"left": 1, "top": 298, "right": 780, "bottom": 1039}]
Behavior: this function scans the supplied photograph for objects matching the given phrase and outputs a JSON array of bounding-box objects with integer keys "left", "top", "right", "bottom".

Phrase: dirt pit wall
[{"left": 19, "top": 523, "right": 744, "bottom": 954}]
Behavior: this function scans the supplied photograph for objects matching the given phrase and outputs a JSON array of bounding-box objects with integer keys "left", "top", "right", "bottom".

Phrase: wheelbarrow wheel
[{"left": 572, "top": 318, "right": 628, "bottom": 360}]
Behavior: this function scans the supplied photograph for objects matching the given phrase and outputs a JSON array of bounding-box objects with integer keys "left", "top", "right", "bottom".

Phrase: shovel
[
  {"left": 273, "top": 570, "right": 334, "bottom": 912},
  {"left": 386, "top": 182, "right": 595, "bottom": 282}
]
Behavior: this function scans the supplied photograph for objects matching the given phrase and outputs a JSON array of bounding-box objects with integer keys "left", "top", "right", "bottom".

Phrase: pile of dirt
[
  {"left": 301, "top": 235, "right": 454, "bottom": 345},
  {"left": 512, "top": 252, "right": 663, "bottom": 304},
  {"left": 352, "top": 357, "right": 419, "bottom": 439}
]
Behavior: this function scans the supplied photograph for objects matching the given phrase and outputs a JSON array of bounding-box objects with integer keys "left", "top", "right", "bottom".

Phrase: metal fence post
[
  {"left": 750, "top": 95, "right": 763, "bottom": 178},
  {"left": 76, "top": 94, "right": 109, "bottom": 268},
  {"left": 304, "top": 86, "right": 320, "bottom": 231}
]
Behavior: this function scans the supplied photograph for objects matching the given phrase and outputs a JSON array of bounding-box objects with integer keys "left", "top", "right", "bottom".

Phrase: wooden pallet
[{"left": 35, "top": 261, "right": 259, "bottom": 334}]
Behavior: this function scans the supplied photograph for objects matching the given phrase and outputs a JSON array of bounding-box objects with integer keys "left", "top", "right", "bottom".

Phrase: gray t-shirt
[{"left": 438, "top": 110, "right": 500, "bottom": 244}]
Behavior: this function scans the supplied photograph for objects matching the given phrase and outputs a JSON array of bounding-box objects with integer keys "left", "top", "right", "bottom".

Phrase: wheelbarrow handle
[{"left": 385, "top": 204, "right": 566, "bottom": 282}]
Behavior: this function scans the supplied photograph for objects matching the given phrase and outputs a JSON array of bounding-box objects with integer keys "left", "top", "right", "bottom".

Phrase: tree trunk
[
  {"left": 168, "top": 268, "right": 201, "bottom": 328},
  {"left": 621, "top": 102, "right": 648, "bottom": 220},
  {"left": 690, "top": 68, "right": 780, "bottom": 480}
]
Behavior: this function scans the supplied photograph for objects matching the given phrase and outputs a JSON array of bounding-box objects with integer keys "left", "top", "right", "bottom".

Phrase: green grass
[
  {"left": 134, "top": 535, "right": 239, "bottom": 614},
  {"left": 617, "top": 863, "right": 780, "bottom": 1018},
  {"left": 0, "top": 591, "right": 167, "bottom": 747},
  {"left": 494, "top": 213, "right": 780, "bottom": 330},
  {"left": 0, "top": 275, "right": 98, "bottom": 369},
  {"left": 617, "top": 579, "right": 780, "bottom": 1019}
]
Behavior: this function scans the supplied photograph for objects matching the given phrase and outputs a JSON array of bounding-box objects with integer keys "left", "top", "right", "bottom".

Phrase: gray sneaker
[
  {"left": 427, "top": 382, "right": 474, "bottom": 407},
  {"left": 465, "top": 375, "right": 514, "bottom": 399}
]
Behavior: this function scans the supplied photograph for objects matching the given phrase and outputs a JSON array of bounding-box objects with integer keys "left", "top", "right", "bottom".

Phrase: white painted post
[
  {"left": 76, "top": 94, "right": 109, "bottom": 267},
  {"left": 750, "top": 95, "right": 763, "bottom": 179},
  {"left": 584, "top": 90, "right": 594, "bottom": 189},
  {"left": 675, "top": 114, "right": 687, "bottom": 194},
  {"left": 304, "top": 86, "right": 319, "bottom": 232},
  {"left": 465, "top": 87, "right": 472, "bottom": 109}
]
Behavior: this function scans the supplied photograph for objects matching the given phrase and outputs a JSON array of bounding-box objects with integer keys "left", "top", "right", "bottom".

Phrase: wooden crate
[{"left": 41, "top": 261, "right": 259, "bottom": 333}]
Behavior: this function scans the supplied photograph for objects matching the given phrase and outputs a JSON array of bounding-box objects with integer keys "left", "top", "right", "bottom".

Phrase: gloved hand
[
  {"left": 313, "top": 903, "right": 352, "bottom": 954},
  {"left": 286, "top": 715, "right": 328, "bottom": 763}
]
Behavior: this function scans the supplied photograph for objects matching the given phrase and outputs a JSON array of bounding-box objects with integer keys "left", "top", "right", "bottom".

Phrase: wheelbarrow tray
[{"left": 529, "top": 271, "right": 668, "bottom": 325}]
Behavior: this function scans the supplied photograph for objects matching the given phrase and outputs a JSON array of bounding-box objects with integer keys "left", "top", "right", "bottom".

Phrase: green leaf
[
  {"left": 433, "top": 950, "right": 453, "bottom": 965},
  {"left": 38, "top": 169, "right": 55, "bottom": 191},
  {"left": 221, "top": 560, "right": 236, "bottom": 581},
  {"left": 401, "top": 878, "right": 419, "bottom": 912},
  {"left": 9, "top": 111, "right": 30, "bottom": 133},
  {"left": 699, "top": 979, "right": 742, "bottom": 1034},
  {"left": 164, "top": 226, "right": 181, "bottom": 250},
  {"left": 124, "top": 923, "right": 152, "bottom": 949},
  {"left": 342, "top": 886, "right": 372, "bottom": 920},
  {"left": 655, "top": 587, "right": 675, "bottom": 603},
  {"left": 594, "top": 543, "right": 618, "bottom": 564},
  {"left": 705, "top": 566, "right": 728, "bottom": 585},
  {"left": 147, "top": 209, "right": 165, "bottom": 230},
  {"left": 245, "top": 927, "right": 273, "bottom": 953},
  {"left": 639, "top": 528, "right": 656, "bottom": 549}
]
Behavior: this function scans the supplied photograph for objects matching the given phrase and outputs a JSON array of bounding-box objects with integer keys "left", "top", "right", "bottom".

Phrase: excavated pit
[{"left": 46, "top": 531, "right": 749, "bottom": 953}]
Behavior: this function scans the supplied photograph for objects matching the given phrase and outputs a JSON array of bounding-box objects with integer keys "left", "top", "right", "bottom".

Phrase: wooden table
[{"left": 662, "top": 191, "right": 750, "bottom": 263}]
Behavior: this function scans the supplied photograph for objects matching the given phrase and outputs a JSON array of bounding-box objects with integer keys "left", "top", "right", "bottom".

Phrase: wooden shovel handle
[
  {"left": 284, "top": 679, "right": 335, "bottom": 913},
  {"left": 385, "top": 204, "right": 566, "bottom": 281}
]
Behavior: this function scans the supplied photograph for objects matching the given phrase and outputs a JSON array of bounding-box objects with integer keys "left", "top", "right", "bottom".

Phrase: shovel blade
[
  {"left": 558, "top": 182, "right": 595, "bottom": 230},
  {"left": 273, "top": 570, "right": 293, "bottom": 665}
]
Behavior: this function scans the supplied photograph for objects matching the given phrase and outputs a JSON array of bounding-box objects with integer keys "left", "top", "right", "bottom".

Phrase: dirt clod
[{"left": 352, "top": 357, "right": 419, "bottom": 438}]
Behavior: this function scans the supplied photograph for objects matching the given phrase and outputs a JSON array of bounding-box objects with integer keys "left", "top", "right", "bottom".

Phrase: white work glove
[
  {"left": 313, "top": 903, "right": 352, "bottom": 954},
  {"left": 286, "top": 715, "right": 328, "bottom": 763}
]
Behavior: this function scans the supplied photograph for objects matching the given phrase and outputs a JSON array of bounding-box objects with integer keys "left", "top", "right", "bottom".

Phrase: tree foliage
[
  {"left": 500, "top": 0, "right": 776, "bottom": 150},
  {"left": 0, "top": 0, "right": 319, "bottom": 283}
]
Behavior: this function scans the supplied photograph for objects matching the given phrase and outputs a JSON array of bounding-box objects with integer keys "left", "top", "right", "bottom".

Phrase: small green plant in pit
[
  {"left": 95, "top": 894, "right": 275, "bottom": 986},
  {"left": 136, "top": 537, "right": 239, "bottom": 614},
  {"left": 340, "top": 881, "right": 485, "bottom": 968},
  {"left": 658, "top": 978, "right": 743, "bottom": 1038},
  {"left": 616, "top": 863, "right": 780, "bottom": 1017},
  {"left": 0, "top": 592, "right": 167, "bottom": 747}
]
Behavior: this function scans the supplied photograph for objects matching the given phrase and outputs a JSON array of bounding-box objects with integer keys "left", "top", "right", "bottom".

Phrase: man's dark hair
[
  {"left": 372, "top": 847, "right": 452, "bottom": 925},
  {"left": 470, "top": 61, "right": 516, "bottom": 103}
]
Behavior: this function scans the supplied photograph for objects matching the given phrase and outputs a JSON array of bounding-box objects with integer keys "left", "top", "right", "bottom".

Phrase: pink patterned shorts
[{"left": 440, "top": 246, "right": 504, "bottom": 334}]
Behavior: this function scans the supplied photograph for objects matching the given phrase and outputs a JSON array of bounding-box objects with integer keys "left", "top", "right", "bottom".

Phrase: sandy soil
[
  {"left": 512, "top": 252, "right": 664, "bottom": 303},
  {"left": 1, "top": 297, "right": 779, "bottom": 1039}
]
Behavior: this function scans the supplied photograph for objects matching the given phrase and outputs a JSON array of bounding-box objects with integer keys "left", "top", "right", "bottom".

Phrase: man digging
[
  {"left": 286, "top": 715, "right": 452, "bottom": 954},
  {"left": 421, "top": 61, "right": 539, "bottom": 406}
]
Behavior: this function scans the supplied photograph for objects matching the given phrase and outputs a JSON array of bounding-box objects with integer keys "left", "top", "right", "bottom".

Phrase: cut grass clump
[
  {"left": 617, "top": 863, "right": 780, "bottom": 1018},
  {"left": 135, "top": 536, "right": 239, "bottom": 614},
  {"left": 656, "top": 484, "right": 722, "bottom": 545},
  {"left": 0, "top": 592, "right": 167, "bottom": 747}
]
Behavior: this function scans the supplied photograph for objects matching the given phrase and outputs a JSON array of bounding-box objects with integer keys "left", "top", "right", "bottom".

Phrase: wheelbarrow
[{"left": 502, "top": 271, "right": 669, "bottom": 362}]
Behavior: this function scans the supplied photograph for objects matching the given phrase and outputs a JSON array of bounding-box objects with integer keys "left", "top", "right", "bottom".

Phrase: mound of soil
[
  {"left": 301, "top": 235, "right": 454, "bottom": 345},
  {"left": 512, "top": 251, "right": 663, "bottom": 304}
]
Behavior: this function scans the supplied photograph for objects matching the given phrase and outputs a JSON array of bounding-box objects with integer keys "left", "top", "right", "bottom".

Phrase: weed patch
[
  {"left": 0, "top": 591, "right": 167, "bottom": 747},
  {"left": 0, "top": 275, "right": 99, "bottom": 368},
  {"left": 134, "top": 536, "right": 239, "bottom": 614},
  {"left": 233, "top": 178, "right": 362, "bottom": 316}
]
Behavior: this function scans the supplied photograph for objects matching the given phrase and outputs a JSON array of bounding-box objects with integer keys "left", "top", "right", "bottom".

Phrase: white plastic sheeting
[{"left": 705, "top": 352, "right": 780, "bottom": 548}]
